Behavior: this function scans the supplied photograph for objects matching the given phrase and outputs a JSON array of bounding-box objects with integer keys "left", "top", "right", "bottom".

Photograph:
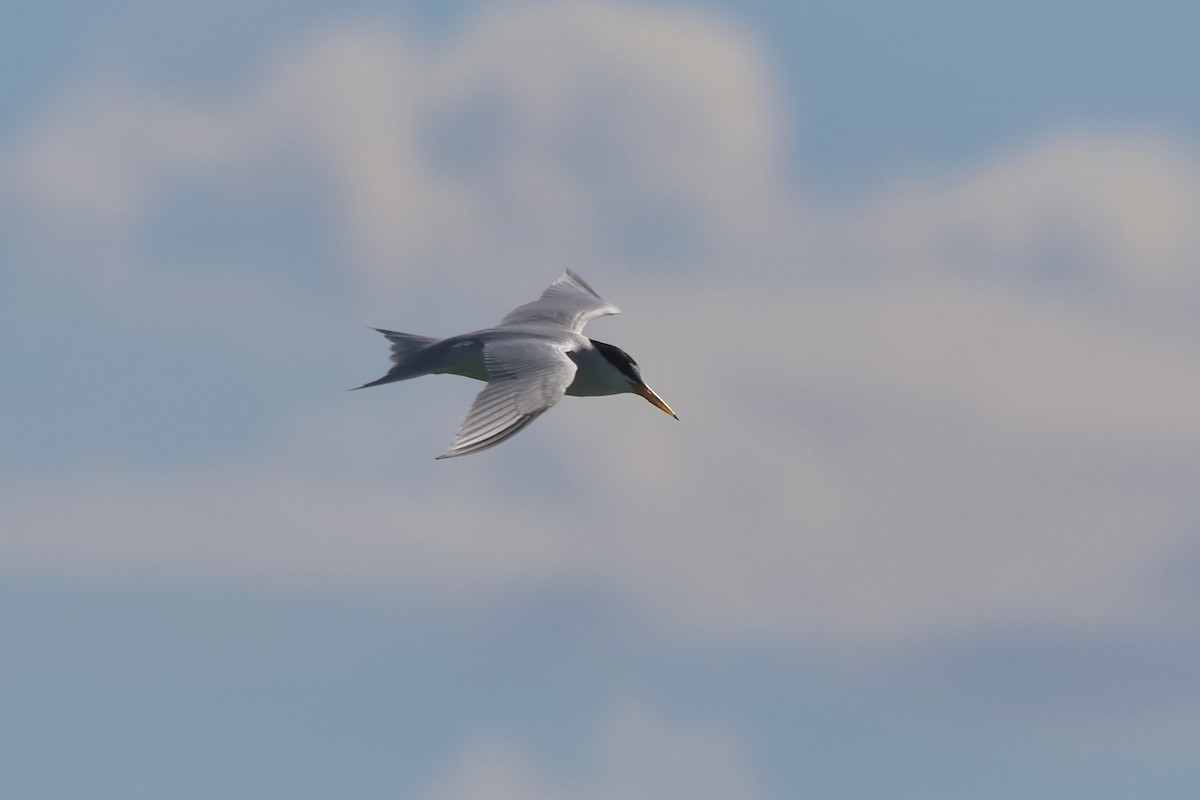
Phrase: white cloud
[
  {"left": 852, "top": 131, "right": 1200, "bottom": 298},
  {"left": 5, "top": 0, "right": 1200, "bottom": 652},
  {"left": 2, "top": 462, "right": 583, "bottom": 596},
  {"left": 8, "top": 281, "right": 1198, "bottom": 645},
  {"left": 4, "top": 0, "right": 789, "bottom": 325},
  {"left": 421, "top": 705, "right": 772, "bottom": 800},
  {"left": 422, "top": 741, "right": 558, "bottom": 800}
]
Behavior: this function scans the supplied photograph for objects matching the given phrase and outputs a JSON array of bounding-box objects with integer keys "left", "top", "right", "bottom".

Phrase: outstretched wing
[
  {"left": 498, "top": 270, "right": 620, "bottom": 333},
  {"left": 437, "top": 339, "right": 577, "bottom": 459}
]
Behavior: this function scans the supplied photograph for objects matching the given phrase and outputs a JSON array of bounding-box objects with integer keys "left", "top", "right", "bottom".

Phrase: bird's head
[{"left": 590, "top": 340, "right": 678, "bottom": 419}]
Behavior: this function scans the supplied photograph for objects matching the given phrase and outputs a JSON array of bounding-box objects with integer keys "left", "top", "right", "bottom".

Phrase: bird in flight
[{"left": 355, "top": 270, "right": 677, "bottom": 459}]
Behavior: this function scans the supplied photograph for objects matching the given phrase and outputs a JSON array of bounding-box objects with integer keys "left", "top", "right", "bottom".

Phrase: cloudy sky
[{"left": 4, "top": 1, "right": 1200, "bottom": 797}]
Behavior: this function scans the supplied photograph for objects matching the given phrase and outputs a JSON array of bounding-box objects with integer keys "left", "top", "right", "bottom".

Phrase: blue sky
[{"left": 4, "top": 1, "right": 1200, "bottom": 798}]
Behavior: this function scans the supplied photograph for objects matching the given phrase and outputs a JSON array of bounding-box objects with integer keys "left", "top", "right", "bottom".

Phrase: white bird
[{"left": 355, "top": 270, "right": 677, "bottom": 459}]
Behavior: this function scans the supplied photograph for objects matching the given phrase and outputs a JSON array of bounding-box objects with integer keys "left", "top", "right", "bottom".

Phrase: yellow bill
[{"left": 635, "top": 383, "right": 678, "bottom": 419}]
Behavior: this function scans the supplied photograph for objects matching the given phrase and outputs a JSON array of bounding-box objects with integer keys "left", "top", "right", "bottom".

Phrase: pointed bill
[{"left": 635, "top": 383, "right": 678, "bottom": 419}]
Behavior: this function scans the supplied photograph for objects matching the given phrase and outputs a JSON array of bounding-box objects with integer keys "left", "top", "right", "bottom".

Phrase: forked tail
[{"left": 352, "top": 328, "right": 439, "bottom": 390}]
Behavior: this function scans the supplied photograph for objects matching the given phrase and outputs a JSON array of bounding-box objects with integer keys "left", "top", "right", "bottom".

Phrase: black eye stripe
[{"left": 590, "top": 339, "right": 641, "bottom": 381}]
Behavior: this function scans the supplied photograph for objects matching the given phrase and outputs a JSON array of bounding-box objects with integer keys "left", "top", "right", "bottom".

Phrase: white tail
[{"left": 353, "top": 328, "right": 439, "bottom": 390}]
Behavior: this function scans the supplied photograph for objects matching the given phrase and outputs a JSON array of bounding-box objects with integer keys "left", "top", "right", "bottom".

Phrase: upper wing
[
  {"left": 498, "top": 270, "right": 620, "bottom": 333},
  {"left": 437, "top": 339, "right": 577, "bottom": 459}
]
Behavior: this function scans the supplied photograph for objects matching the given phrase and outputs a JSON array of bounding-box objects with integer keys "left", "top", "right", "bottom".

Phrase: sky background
[{"left": 4, "top": 1, "right": 1200, "bottom": 797}]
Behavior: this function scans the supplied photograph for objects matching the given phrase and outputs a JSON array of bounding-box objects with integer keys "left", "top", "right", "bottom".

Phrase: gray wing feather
[
  {"left": 498, "top": 270, "right": 620, "bottom": 333},
  {"left": 437, "top": 340, "right": 577, "bottom": 459}
]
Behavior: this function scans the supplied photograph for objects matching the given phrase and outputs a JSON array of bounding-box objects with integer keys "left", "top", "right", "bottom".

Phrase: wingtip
[{"left": 561, "top": 269, "right": 602, "bottom": 298}]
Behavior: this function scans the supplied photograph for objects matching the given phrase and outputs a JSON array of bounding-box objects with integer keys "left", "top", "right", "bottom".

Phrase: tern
[{"left": 356, "top": 270, "right": 677, "bottom": 459}]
